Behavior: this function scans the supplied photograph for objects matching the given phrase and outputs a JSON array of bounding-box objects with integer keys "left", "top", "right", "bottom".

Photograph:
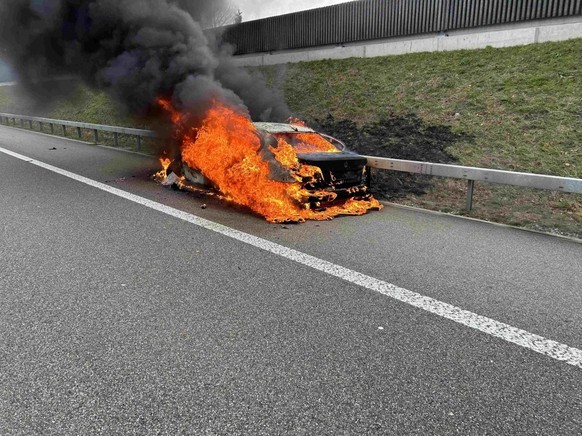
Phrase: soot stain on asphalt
[{"left": 312, "top": 113, "right": 474, "bottom": 199}]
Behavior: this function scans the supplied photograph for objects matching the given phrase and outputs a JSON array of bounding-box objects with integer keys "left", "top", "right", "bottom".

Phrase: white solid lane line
[{"left": 1, "top": 146, "right": 581, "bottom": 369}]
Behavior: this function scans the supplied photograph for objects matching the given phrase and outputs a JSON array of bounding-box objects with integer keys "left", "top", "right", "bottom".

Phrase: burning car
[
  {"left": 157, "top": 100, "right": 381, "bottom": 223},
  {"left": 181, "top": 122, "right": 371, "bottom": 209}
]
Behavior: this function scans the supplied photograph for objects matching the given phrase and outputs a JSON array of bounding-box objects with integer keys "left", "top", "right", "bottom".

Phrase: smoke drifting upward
[{"left": 0, "top": 0, "right": 290, "bottom": 121}]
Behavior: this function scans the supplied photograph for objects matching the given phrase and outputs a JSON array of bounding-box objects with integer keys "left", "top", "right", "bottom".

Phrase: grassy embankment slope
[
  {"left": 270, "top": 38, "right": 582, "bottom": 237},
  {"left": 0, "top": 84, "right": 158, "bottom": 151},
  {"left": 0, "top": 39, "right": 580, "bottom": 236}
]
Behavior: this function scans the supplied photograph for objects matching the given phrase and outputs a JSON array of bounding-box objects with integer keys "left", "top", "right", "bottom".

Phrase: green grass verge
[
  {"left": 268, "top": 39, "right": 582, "bottom": 237},
  {"left": 0, "top": 84, "right": 161, "bottom": 153},
  {"left": 279, "top": 40, "right": 581, "bottom": 178},
  {"left": 0, "top": 39, "right": 580, "bottom": 236}
]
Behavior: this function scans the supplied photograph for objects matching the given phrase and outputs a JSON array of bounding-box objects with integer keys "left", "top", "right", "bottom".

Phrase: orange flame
[
  {"left": 160, "top": 157, "right": 172, "bottom": 172},
  {"left": 293, "top": 132, "right": 340, "bottom": 153},
  {"left": 289, "top": 119, "right": 340, "bottom": 153},
  {"left": 158, "top": 99, "right": 382, "bottom": 222},
  {"left": 153, "top": 156, "right": 173, "bottom": 182}
]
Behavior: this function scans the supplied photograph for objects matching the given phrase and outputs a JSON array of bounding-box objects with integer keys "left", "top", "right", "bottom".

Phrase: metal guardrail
[
  {"left": 1, "top": 113, "right": 580, "bottom": 211},
  {"left": 365, "top": 156, "right": 582, "bottom": 210},
  {"left": 0, "top": 113, "right": 156, "bottom": 150}
]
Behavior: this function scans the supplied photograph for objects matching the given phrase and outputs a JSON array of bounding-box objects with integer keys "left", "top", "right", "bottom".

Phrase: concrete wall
[{"left": 232, "top": 16, "right": 582, "bottom": 67}]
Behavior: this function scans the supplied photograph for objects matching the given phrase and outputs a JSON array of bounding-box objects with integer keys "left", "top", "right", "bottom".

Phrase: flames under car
[{"left": 180, "top": 122, "right": 371, "bottom": 208}]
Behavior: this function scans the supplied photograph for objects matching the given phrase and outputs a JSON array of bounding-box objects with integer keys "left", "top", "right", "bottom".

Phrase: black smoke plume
[{"left": 0, "top": 0, "right": 289, "bottom": 121}]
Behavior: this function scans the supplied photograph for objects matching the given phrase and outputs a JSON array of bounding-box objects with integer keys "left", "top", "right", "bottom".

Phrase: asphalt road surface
[{"left": 0, "top": 125, "right": 581, "bottom": 435}]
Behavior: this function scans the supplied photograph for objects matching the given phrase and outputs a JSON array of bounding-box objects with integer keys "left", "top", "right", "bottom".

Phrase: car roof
[{"left": 253, "top": 122, "right": 315, "bottom": 134}]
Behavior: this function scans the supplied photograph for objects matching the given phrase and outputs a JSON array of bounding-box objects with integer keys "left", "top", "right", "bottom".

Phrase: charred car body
[{"left": 182, "top": 122, "right": 370, "bottom": 207}]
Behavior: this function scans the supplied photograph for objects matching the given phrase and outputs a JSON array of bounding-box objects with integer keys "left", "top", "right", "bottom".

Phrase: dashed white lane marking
[{"left": 1, "top": 146, "right": 581, "bottom": 369}]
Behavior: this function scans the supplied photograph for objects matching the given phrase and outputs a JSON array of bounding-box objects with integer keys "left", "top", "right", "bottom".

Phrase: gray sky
[{"left": 235, "top": 0, "right": 354, "bottom": 21}]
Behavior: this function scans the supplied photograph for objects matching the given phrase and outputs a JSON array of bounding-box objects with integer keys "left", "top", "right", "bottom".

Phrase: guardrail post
[
  {"left": 50, "top": 123, "right": 54, "bottom": 134},
  {"left": 466, "top": 179, "right": 475, "bottom": 211},
  {"left": 93, "top": 129, "right": 98, "bottom": 143},
  {"left": 113, "top": 132, "right": 119, "bottom": 147},
  {"left": 39, "top": 122, "right": 43, "bottom": 131},
  {"left": 63, "top": 125, "right": 67, "bottom": 136},
  {"left": 136, "top": 135, "right": 142, "bottom": 151},
  {"left": 29, "top": 120, "right": 33, "bottom": 129},
  {"left": 77, "top": 127, "right": 82, "bottom": 139}
]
